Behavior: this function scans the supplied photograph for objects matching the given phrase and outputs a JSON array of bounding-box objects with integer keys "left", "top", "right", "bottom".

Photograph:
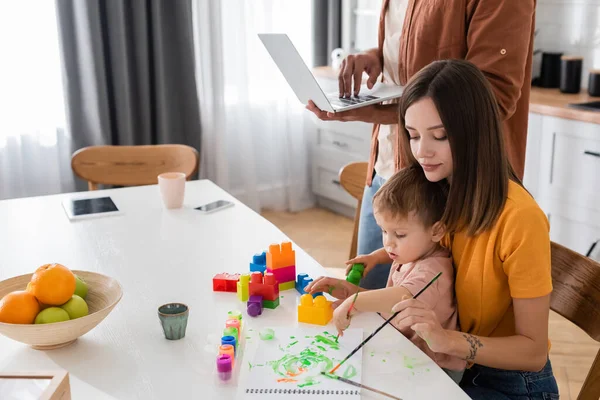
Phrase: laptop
[{"left": 258, "top": 33, "right": 404, "bottom": 113}]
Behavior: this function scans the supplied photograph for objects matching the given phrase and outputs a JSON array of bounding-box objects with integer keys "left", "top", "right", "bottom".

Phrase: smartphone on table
[{"left": 194, "top": 200, "right": 234, "bottom": 214}]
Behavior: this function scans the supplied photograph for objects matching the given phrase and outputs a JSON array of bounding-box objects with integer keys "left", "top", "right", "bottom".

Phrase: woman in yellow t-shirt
[
  {"left": 306, "top": 59, "right": 558, "bottom": 399},
  {"left": 389, "top": 59, "right": 558, "bottom": 398}
]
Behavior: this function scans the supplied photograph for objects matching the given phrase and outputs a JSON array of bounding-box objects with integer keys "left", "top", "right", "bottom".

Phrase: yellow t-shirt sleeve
[{"left": 500, "top": 204, "right": 553, "bottom": 299}]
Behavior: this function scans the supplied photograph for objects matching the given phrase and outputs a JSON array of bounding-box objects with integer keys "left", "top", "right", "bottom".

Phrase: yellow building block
[
  {"left": 236, "top": 273, "right": 250, "bottom": 302},
  {"left": 297, "top": 294, "right": 333, "bottom": 326},
  {"left": 279, "top": 280, "right": 296, "bottom": 291},
  {"left": 267, "top": 242, "right": 296, "bottom": 269}
]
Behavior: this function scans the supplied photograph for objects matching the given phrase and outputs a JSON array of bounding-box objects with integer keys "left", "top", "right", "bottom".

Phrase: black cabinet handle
[
  {"left": 584, "top": 150, "right": 600, "bottom": 158},
  {"left": 332, "top": 179, "right": 341, "bottom": 186}
]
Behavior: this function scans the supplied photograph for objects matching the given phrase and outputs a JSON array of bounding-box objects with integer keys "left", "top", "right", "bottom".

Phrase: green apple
[
  {"left": 74, "top": 275, "right": 88, "bottom": 299},
  {"left": 34, "top": 307, "right": 70, "bottom": 324},
  {"left": 60, "top": 295, "right": 88, "bottom": 320}
]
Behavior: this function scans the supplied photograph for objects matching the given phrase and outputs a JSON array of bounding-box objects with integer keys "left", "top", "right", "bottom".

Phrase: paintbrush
[
  {"left": 329, "top": 271, "right": 442, "bottom": 374},
  {"left": 336, "top": 290, "right": 360, "bottom": 343},
  {"left": 321, "top": 372, "right": 402, "bottom": 400}
]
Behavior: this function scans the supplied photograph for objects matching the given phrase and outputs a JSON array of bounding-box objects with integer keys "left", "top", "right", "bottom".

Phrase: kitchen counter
[{"left": 529, "top": 87, "right": 600, "bottom": 125}]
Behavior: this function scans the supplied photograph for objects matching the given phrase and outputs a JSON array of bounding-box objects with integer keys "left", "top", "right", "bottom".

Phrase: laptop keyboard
[{"left": 327, "top": 94, "right": 379, "bottom": 108}]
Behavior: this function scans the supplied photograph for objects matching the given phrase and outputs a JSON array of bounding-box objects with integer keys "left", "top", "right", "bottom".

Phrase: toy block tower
[
  {"left": 296, "top": 273, "right": 322, "bottom": 298},
  {"left": 297, "top": 294, "right": 333, "bottom": 325},
  {"left": 266, "top": 242, "right": 296, "bottom": 291},
  {"left": 236, "top": 273, "right": 250, "bottom": 302},
  {"left": 213, "top": 273, "right": 241, "bottom": 292},
  {"left": 250, "top": 251, "right": 267, "bottom": 273},
  {"left": 249, "top": 271, "right": 279, "bottom": 309}
]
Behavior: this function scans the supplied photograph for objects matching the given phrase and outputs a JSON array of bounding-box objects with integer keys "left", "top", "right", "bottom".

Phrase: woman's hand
[
  {"left": 305, "top": 101, "right": 398, "bottom": 125},
  {"left": 332, "top": 297, "right": 356, "bottom": 336},
  {"left": 391, "top": 298, "right": 453, "bottom": 354},
  {"left": 338, "top": 51, "right": 382, "bottom": 97},
  {"left": 304, "top": 277, "right": 359, "bottom": 309}
]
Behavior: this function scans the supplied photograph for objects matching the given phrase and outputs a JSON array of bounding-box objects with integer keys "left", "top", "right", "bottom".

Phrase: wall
[{"left": 534, "top": 0, "right": 600, "bottom": 88}]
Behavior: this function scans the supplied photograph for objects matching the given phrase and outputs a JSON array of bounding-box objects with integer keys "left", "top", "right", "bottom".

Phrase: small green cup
[{"left": 158, "top": 303, "right": 189, "bottom": 340}]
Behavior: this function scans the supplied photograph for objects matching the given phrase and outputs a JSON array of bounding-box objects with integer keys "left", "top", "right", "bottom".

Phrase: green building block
[
  {"left": 262, "top": 297, "right": 280, "bottom": 309},
  {"left": 346, "top": 263, "right": 365, "bottom": 286},
  {"left": 279, "top": 280, "right": 296, "bottom": 291}
]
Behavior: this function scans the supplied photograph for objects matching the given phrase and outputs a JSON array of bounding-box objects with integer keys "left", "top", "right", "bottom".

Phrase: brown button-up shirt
[{"left": 366, "top": 0, "right": 536, "bottom": 185}]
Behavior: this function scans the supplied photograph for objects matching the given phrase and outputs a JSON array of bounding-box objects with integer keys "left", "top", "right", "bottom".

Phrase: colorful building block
[
  {"left": 213, "top": 273, "right": 241, "bottom": 292},
  {"left": 249, "top": 271, "right": 279, "bottom": 301},
  {"left": 262, "top": 297, "right": 280, "bottom": 309},
  {"left": 266, "top": 242, "right": 295, "bottom": 270},
  {"left": 297, "top": 294, "right": 333, "bottom": 326},
  {"left": 247, "top": 295, "right": 263, "bottom": 317},
  {"left": 296, "top": 273, "right": 323, "bottom": 297},
  {"left": 279, "top": 280, "right": 296, "bottom": 291},
  {"left": 236, "top": 273, "right": 250, "bottom": 302},
  {"left": 267, "top": 264, "right": 296, "bottom": 287},
  {"left": 250, "top": 252, "right": 267, "bottom": 273},
  {"left": 346, "top": 263, "right": 365, "bottom": 286}
]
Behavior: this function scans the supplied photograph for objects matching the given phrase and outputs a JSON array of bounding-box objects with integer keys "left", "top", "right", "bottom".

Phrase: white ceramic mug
[{"left": 158, "top": 172, "right": 186, "bottom": 209}]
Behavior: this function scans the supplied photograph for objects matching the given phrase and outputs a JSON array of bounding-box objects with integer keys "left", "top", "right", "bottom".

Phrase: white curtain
[
  {"left": 0, "top": 1, "right": 74, "bottom": 201},
  {"left": 192, "top": 0, "right": 315, "bottom": 213}
]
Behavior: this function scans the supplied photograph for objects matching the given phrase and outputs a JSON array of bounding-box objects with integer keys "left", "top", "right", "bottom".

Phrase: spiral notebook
[{"left": 239, "top": 327, "right": 363, "bottom": 398}]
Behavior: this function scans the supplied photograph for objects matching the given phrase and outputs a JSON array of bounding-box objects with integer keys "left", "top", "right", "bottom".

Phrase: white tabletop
[{"left": 0, "top": 180, "right": 469, "bottom": 399}]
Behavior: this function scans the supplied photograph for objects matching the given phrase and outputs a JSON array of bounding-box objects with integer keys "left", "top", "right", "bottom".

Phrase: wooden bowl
[{"left": 0, "top": 270, "right": 122, "bottom": 350}]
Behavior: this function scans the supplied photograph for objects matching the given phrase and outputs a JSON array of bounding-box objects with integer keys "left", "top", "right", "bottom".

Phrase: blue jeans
[
  {"left": 357, "top": 174, "right": 392, "bottom": 289},
  {"left": 460, "top": 359, "right": 559, "bottom": 400}
]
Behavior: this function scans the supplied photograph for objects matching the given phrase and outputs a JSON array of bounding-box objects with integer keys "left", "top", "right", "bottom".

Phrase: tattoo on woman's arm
[{"left": 463, "top": 334, "right": 483, "bottom": 361}]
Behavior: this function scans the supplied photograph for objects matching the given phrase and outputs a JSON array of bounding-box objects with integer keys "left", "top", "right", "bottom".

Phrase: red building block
[
  {"left": 266, "top": 242, "right": 295, "bottom": 270},
  {"left": 248, "top": 272, "right": 279, "bottom": 301},
  {"left": 213, "top": 273, "right": 240, "bottom": 292},
  {"left": 267, "top": 264, "right": 296, "bottom": 284}
]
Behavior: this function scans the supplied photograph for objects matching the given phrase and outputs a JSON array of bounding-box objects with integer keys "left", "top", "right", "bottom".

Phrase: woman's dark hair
[{"left": 398, "top": 59, "right": 521, "bottom": 235}]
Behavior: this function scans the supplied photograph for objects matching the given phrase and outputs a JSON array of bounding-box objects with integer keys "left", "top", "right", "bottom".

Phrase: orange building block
[
  {"left": 297, "top": 294, "right": 333, "bottom": 326},
  {"left": 266, "top": 242, "right": 295, "bottom": 270}
]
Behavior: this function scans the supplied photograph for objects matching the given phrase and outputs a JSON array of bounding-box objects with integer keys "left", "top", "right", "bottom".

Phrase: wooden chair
[
  {"left": 71, "top": 145, "right": 199, "bottom": 191},
  {"left": 338, "top": 162, "right": 369, "bottom": 260},
  {"left": 550, "top": 241, "right": 600, "bottom": 400}
]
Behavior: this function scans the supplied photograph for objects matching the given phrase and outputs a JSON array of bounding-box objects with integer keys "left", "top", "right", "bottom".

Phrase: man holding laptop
[{"left": 306, "top": 0, "right": 536, "bottom": 290}]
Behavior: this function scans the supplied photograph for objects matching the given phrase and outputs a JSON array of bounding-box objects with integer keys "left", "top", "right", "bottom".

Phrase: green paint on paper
[
  {"left": 370, "top": 352, "right": 375, "bottom": 357},
  {"left": 382, "top": 359, "right": 386, "bottom": 362},
  {"left": 249, "top": 362, "right": 253, "bottom": 370},
  {"left": 279, "top": 345, "right": 286, "bottom": 352},
  {"left": 287, "top": 341, "right": 298, "bottom": 348},
  {"left": 342, "top": 364, "right": 357, "bottom": 379},
  {"left": 305, "top": 336, "right": 311, "bottom": 339},
  {"left": 290, "top": 336, "right": 296, "bottom": 339},
  {"left": 314, "top": 335, "right": 339, "bottom": 350},
  {"left": 316, "top": 345, "right": 327, "bottom": 352},
  {"left": 268, "top": 347, "right": 334, "bottom": 383},
  {"left": 385, "top": 351, "right": 390, "bottom": 355},
  {"left": 426, "top": 368, "right": 430, "bottom": 372},
  {"left": 298, "top": 376, "right": 320, "bottom": 388}
]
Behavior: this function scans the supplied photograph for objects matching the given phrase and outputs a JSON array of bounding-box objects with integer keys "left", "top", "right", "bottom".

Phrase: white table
[{"left": 0, "top": 180, "right": 469, "bottom": 399}]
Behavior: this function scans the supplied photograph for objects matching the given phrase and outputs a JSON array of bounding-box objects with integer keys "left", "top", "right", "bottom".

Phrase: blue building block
[
  {"left": 250, "top": 252, "right": 267, "bottom": 273},
  {"left": 296, "top": 273, "right": 322, "bottom": 298}
]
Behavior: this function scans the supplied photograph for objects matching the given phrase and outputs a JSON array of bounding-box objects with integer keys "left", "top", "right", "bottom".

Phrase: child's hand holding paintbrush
[{"left": 332, "top": 290, "right": 359, "bottom": 337}]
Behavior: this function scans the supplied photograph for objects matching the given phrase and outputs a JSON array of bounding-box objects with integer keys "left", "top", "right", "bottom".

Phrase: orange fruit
[
  {"left": 0, "top": 291, "right": 40, "bottom": 324},
  {"left": 28, "top": 263, "right": 76, "bottom": 306}
]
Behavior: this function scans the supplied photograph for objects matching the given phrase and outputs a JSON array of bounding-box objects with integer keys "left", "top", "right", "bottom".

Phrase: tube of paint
[
  {"left": 216, "top": 354, "right": 232, "bottom": 381},
  {"left": 221, "top": 335, "right": 236, "bottom": 354}
]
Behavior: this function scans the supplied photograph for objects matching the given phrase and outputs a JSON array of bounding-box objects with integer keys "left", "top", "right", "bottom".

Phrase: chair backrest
[
  {"left": 338, "top": 162, "right": 368, "bottom": 260},
  {"left": 71, "top": 145, "right": 199, "bottom": 191},
  {"left": 550, "top": 241, "right": 600, "bottom": 400}
]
